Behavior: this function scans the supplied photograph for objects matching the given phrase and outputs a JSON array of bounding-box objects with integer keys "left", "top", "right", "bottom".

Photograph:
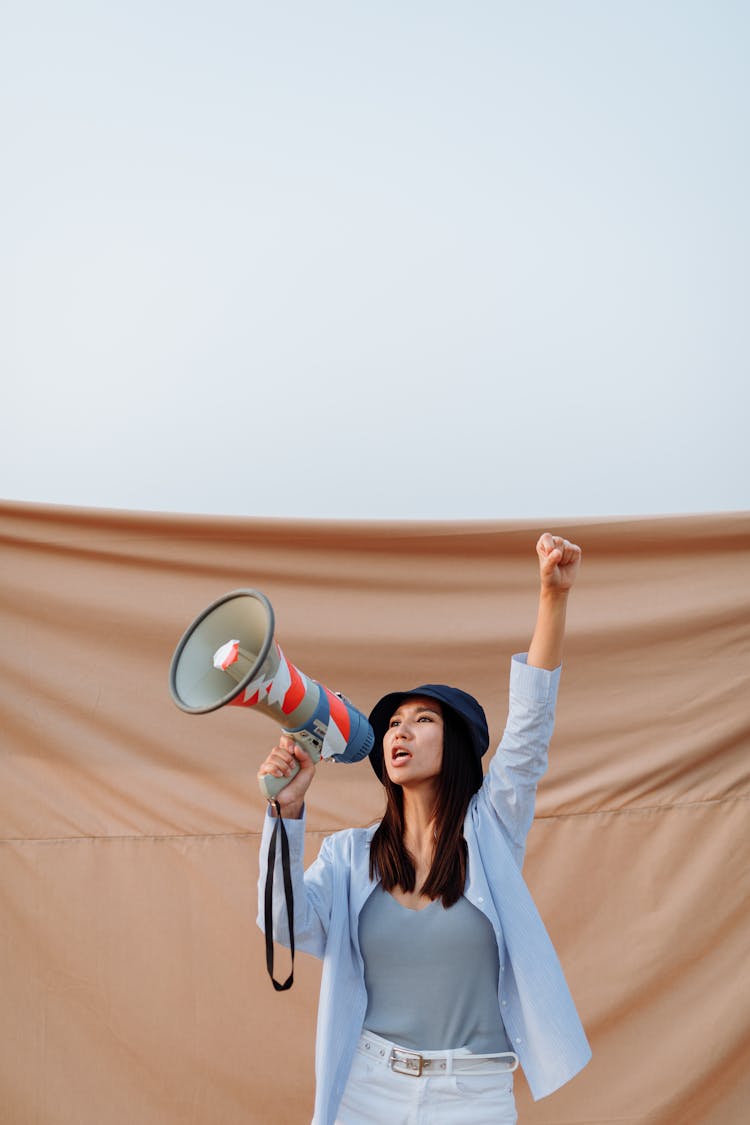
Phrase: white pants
[{"left": 335, "top": 1031, "right": 518, "bottom": 1125}]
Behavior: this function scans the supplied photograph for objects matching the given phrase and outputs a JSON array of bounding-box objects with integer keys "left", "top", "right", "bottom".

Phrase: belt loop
[{"left": 444, "top": 1049, "right": 455, "bottom": 1075}]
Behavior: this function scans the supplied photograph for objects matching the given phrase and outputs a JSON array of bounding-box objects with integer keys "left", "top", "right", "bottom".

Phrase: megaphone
[{"left": 169, "top": 589, "right": 375, "bottom": 800}]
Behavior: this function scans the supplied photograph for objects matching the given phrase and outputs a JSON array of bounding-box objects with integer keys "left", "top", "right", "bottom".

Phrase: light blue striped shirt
[{"left": 258, "top": 655, "right": 591, "bottom": 1124}]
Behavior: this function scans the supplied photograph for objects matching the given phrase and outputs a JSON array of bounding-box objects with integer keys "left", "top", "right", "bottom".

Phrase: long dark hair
[{"left": 368, "top": 707, "right": 484, "bottom": 908}]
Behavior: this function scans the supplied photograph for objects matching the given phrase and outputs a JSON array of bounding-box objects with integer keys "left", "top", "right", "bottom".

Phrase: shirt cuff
[
  {"left": 262, "top": 803, "right": 307, "bottom": 860},
  {"left": 510, "top": 652, "right": 562, "bottom": 706}
]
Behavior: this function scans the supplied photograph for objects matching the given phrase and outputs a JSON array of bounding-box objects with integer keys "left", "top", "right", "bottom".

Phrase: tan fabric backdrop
[{"left": 1, "top": 501, "right": 748, "bottom": 1125}]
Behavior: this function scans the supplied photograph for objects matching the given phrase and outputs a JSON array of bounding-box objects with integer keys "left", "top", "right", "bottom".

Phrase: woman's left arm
[
  {"left": 476, "top": 534, "right": 582, "bottom": 864},
  {"left": 527, "top": 533, "right": 582, "bottom": 670}
]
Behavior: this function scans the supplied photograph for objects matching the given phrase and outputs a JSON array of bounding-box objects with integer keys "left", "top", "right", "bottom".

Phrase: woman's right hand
[{"left": 258, "top": 734, "right": 316, "bottom": 818}]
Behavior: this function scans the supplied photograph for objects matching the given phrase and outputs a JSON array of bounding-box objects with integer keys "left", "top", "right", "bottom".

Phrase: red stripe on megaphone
[
  {"left": 324, "top": 687, "right": 351, "bottom": 741},
  {"left": 281, "top": 661, "right": 306, "bottom": 715},
  {"left": 230, "top": 689, "right": 259, "bottom": 707}
]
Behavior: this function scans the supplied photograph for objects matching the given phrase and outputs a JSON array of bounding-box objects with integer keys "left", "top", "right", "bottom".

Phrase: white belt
[{"left": 357, "top": 1031, "right": 519, "bottom": 1078}]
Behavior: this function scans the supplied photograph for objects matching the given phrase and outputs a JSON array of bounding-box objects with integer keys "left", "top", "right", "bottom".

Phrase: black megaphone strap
[{"left": 264, "top": 800, "right": 295, "bottom": 991}]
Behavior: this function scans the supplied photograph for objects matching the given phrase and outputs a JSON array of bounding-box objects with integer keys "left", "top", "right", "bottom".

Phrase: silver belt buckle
[{"left": 390, "top": 1047, "right": 424, "bottom": 1077}]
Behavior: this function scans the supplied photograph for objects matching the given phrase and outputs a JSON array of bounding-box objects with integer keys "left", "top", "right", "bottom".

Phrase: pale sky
[{"left": 3, "top": 2, "right": 749, "bottom": 520}]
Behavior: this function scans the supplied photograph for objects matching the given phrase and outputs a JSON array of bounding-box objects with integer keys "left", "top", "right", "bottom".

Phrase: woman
[{"left": 258, "top": 533, "right": 591, "bottom": 1124}]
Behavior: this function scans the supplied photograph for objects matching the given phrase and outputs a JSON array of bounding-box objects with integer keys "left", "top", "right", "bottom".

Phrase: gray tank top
[{"left": 358, "top": 885, "right": 511, "bottom": 1053}]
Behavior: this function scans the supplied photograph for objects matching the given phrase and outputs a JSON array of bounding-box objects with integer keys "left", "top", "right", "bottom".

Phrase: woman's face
[{"left": 382, "top": 696, "right": 444, "bottom": 786}]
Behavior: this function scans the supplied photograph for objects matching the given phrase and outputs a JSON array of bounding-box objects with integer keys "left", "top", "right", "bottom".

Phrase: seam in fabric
[
  {"left": 534, "top": 790, "right": 749, "bottom": 822},
  {"left": 1, "top": 791, "right": 747, "bottom": 846}
]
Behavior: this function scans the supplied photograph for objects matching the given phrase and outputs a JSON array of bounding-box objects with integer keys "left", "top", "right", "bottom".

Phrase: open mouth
[{"left": 392, "top": 748, "right": 411, "bottom": 761}]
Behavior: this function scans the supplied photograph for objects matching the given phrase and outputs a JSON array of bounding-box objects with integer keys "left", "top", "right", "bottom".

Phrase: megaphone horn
[{"left": 169, "top": 589, "right": 375, "bottom": 800}]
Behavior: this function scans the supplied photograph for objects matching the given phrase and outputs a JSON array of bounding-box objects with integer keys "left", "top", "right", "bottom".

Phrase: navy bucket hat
[{"left": 367, "top": 683, "right": 490, "bottom": 782}]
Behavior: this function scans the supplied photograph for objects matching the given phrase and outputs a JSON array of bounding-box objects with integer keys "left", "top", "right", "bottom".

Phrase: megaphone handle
[{"left": 258, "top": 759, "right": 301, "bottom": 800}]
